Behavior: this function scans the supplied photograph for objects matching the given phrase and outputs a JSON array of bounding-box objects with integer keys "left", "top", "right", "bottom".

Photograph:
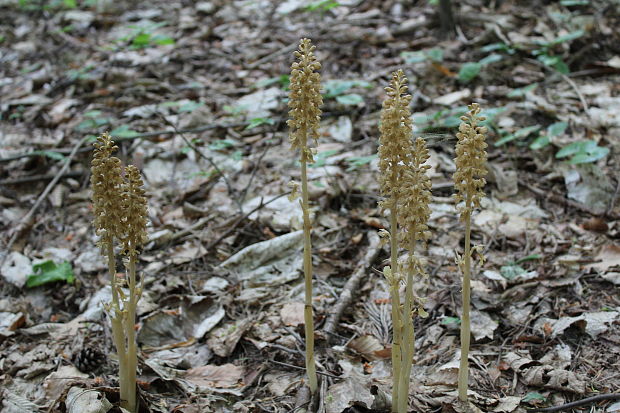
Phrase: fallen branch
[{"left": 323, "top": 231, "right": 382, "bottom": 343}]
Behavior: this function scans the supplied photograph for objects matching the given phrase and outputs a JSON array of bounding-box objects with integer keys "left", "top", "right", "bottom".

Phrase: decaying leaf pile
[{"left": 0, "top": 0, "right": 619, "bottom": 412}]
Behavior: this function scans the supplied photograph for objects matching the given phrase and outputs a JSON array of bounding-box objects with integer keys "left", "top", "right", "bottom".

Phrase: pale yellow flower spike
[
  {"left": 288, "top": 38, "right": 322, "bottom": 394},
  {"left": 378, "top": 69, "right": 416, "bottom": 412},
  {"left": 395, "top": 138, "right": 433, "bottom": 413},
  {"left": 91, "top": 132, "right": 124, "bottom": 252},
  {"left": 119, "top": 164, "right": 148, "bottom": 413},
  {"left": 453, "top": 103, "right": 488, "bottom": 403},
  {"left": 91, "top": 133, "right": 149, "bottom": 413},
  {"left": 288, "top": 38, "right": 323, "bottom": 164}
]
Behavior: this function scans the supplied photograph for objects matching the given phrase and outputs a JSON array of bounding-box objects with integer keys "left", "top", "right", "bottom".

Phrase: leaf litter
[{"left": 1, "top": 0, "right": 620, "bottom": 412}]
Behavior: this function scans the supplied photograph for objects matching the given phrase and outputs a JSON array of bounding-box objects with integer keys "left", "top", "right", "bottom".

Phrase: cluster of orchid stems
[
  {"left": 287, "top": 38, "right": 323, "bottom": 394},
  {"left": 91, "top": 133, "right": 149, "bottom": 413},
  {"left": 89, "top": 35, "right": 488, "bottom": 413},
  {"left": 378, "top": 70, "right": 433, "bottom": 413},
  {"left": 378, "top": 72, "right": 488, "bottom": 410}
]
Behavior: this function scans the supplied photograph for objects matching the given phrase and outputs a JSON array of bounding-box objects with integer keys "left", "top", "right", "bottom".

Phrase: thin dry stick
[
  {"left": 323, "top": 231, "right": 381, "bottom": 342},
  {"left": 1, "top": 135, "right": 90, "bottom": 268}
]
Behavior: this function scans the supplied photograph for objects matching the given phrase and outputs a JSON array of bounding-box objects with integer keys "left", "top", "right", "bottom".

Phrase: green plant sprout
[
  {"left": 116, "top": 22, "right": 175, "bottom": 50},
  {"left": 556, "top": 140, "right": 609, "bottom": 164},
  {"left": 529, "top": 121, "right": 568, "bottom": 150},
  {"left": 304, "top": 0, "right": 340, "bottom": 13}
]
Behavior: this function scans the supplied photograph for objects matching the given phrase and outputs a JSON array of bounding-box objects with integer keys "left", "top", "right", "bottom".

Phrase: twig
[
  {"left": 323, "top": 231, "right": 382, "bottom": 343},
  {"left": 154, "top": 112, "right": 243, "bottom": 214},
  {"left": 522, "top": 181, "right": 619, "bottom": 219},
  {"left": 267, "top": 359, "right": 339, "bottom": 379},
  {"left": 0, "top": 171, "right": 83, "bottom": 186},
  {"left": 526, "top": 393, "right": 620, "bottom": 413},
  {"left": 204, "top": 192, "right": 289, "bottom": 251},
  {"left": 245, "top": 42, "right": 298, "bottom": 70},
  {"left": 0, "top": 136, "right": 90, "bottom": 267}
]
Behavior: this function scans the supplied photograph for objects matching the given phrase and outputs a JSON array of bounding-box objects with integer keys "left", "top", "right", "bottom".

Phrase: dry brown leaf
[
  {"left": 280, "top": 302, "right": 305, "bottom": 327},
  {"left": 184, "top": 364, "right": 244, "bottom": 388}
]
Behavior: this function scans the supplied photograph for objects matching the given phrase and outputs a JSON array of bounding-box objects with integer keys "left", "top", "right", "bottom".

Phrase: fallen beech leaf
[
  {"left": 280, "top": 302, "right": 305, "bottom": 327},
  {"left": 184, "top": 364, "right": 244, "bottom": 388}
]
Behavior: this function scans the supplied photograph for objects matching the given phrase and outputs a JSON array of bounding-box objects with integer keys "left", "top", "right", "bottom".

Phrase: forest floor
[{"left": 1, "top": 0, "right": 620, "bottom": 412}]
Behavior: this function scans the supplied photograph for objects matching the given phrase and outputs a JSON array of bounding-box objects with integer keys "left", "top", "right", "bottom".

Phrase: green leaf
[
  {"left": 324, "top": 80, "right": 372, "bottom": 98},
  {"left": 63, "top": 0, "right": 76, "bottom": 7},
  {"left": 479, "top": 53, "right": 503, "bottom": 66},
  {"left": 305, "top": 0, "right": 340, "bottom": 11},
  {"left": 529, "top": 135, "right": 550, "bottom": 150},
  {"left": 111, "top": 125, "right": 139, "bottom": 138},
  {"left": 178, "top": 100, "right": 204, "bottom": 113},
  {"left": 568, "top": 146, "right": 609, "bottom": 164},
  {"left": 152, "top": 35, "right": 175, "bottom": 46},
  {"left": 555, "top": 140, "right": 597, "bottom": 158},
  {"left": 553, "top": 59, "right": 570, "bottom": 74},
  {"left": 209, "top": 139, "right": 236, "bottom": 151},
  {"left": 32, "top": 150, "right": 66, "bottom": 161},
  {"left": 522, "top": 392, "right": 547, "bottom": 403},
  {"left": 26, "top": 260, "right": 75, "bottom": 288},
  {"left": 458, "top": 62, "right": 482, "bottom": 82},
  {"left": 245, "top": 117, "right": 275, "bottom": 130},
  {"left": 481, "top": 42, "right": 514, "bottom": 54},
  {"left": 500, "top": 264, "right": 527, "bottom": 280},
  {"left": 495, "top": 125, "right": 541, "bottom": 146},
  {"left": 550, "top": 29, "right": 585, "bottom": 46},
  {"left": 426, "top": 48, "right": 444, "bottom": 62},
  {"left": 336, "top": 93, "right": 364, "bottom": 105},
  {"left": 310, "top": 149, "right": 339, "bottom": 168},
  {"left": 345, "top": 154, "right": 377, "bottom": 171},
  {"left": 132, "top": 32, "right": 152, "bottom": 48},
  {"left": 441, "top": 316, "right": 461, "bottom": 325},
  {"left": 515, "top": 254, "right": 542, "bottom": 264},
  {"left": 401, "top": 51, "right": 427, "bottom": 64},
  {"left": 547, "top": 121, "right": 568, "bottom": 137},
  {"left": 507, "top": 83, "right": 538, "bottom": 98}
]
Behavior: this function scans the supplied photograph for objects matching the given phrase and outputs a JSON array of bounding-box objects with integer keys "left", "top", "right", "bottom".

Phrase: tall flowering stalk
[
  {"left": 453, "top": 103, "right": 488, "bottom": 402},
  {"left": 288, "top": 38, "right": 322, "bottom": 393},
  {"left": 395, "top": 137, "right": 432, "bottom": 412},
  {"left": 378, "top": 70, "right": 432, "bottom": 412},
  {"left": 91, "top": 133, "right": 148, "bottom": 413}
]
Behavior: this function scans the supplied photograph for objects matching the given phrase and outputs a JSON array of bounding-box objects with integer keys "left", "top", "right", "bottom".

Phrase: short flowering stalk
[
  {"left": 453, "top": 103, "right": 488, "bottom": 402},
  {"left": 288, "top": 38, "right": 323, "bottom": 394},
  {"left": 91, "top": 133, "right": 148, "bottom": 413}
]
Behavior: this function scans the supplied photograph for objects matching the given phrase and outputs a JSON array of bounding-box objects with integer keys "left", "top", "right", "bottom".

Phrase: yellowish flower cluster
[
  {"left": 453, "top": 103, "right": 488, "bottom": 220},
  {"left": 288, "top": 38, "right": 323, "bottom": 164}
]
